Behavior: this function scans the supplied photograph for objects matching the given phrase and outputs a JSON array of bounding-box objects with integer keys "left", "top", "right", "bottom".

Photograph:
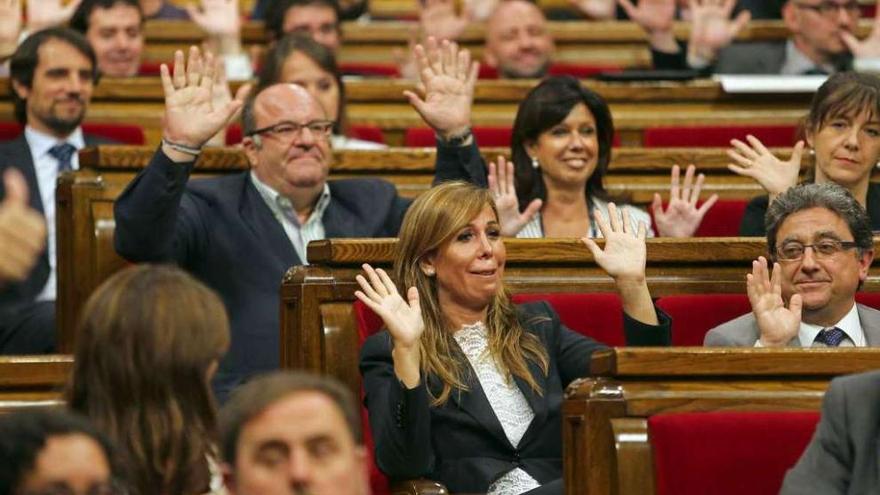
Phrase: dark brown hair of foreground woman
[{"left": 66, "top": 264, "right": 230, "bottom": 495}]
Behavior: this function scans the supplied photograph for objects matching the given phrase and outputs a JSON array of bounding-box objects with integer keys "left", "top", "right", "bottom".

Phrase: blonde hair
[{"left": 394, "top": 181, "right": 549, "bottom": 406}]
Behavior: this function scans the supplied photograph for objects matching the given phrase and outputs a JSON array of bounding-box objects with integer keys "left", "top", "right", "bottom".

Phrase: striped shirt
[{"left": 250, "top": 172, "right": 331, "bottom": 264}]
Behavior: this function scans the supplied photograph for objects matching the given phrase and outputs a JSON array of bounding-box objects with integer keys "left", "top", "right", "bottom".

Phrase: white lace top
[{"left": 453, "top": 321, "right": 541, "bottom": 495}]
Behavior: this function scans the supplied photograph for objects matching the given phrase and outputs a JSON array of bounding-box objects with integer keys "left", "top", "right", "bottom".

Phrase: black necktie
[{"left": 814, "top": 327, "right": 846, "bottom": 347}]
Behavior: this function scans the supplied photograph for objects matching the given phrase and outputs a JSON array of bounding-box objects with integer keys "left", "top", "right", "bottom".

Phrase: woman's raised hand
[
  {"left": 727, "top": 136, "right": 804, "bottom": 199},
  {"left": 581, "top": 203, "right": 647, "bottom": 283},
  {"left": 652, "top": 164, "right": 718, "bottom": 237},
  {"left": 488, "top": 156, "right": 542, "bottom": 237},
  {"left": 355, "top": 264, "right": 424, "bottom": 349},
  {"left": 403, "top": 37, "right": 479, "bottom": 139}
]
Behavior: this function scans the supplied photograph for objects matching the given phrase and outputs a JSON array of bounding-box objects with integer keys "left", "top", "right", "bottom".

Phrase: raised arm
[
  {"left": 0, "top": 0, "right": 22, "bottom": 62},
  {"left": 685, "top": 0, "right": 751, "bottom": 69},
  {"left": 651, "top": 164, "right": 718, "bottom": 237},
  {"left": 0, "top": 168, "right": 46, "bottom": 284},
  {"left": 25, "top": 0, "right": 81, "bottom": 33},
  {"left": 619, "top": 0, "right": 679, "bottom": 54},
  {"left": 727, "top": 136, "right": 803, "bottom": 203},
  {"left": 581, "top": 203, "right": 658, "bottom": 325},
  {"left": 747, "top": 256, "right": 801, "bottom": 347},
  {"left": 843, "top": 0, "right": 880, "bottom": 69},
  {"left": 489, "top": 156, "right": 542, "bottom": 237}
]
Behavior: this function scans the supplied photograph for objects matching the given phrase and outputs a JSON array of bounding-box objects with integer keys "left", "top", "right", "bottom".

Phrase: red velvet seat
[
  {"left": 643, "top": 124, "right": 798, "bottom": 148},
  {"left": 650, "top": 411, "right": 819, "bottom": 495},
  {"left": 0, "top": 122, "right": 145, "bottom": 145},
  {"left": 856, "top": 292, "right": 880, "bottom": 310},
  {"left": 655, "top": 294, "right": 752, "bottom": 345},
  {"left": 648, "top": 199, "right": 748, "bottom": 237}
]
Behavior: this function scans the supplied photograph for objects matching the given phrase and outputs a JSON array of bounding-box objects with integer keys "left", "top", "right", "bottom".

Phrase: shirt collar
[
  {"left": 781, "top": 39, "right": 836, "bottom": 75},
  {"left": 799, "top": 301, "right": 864, "bottom": 347},
  {"left": 249, "top": 171, "right": 331, "bottom": 226},
  {"left": 24, "top": 125, "right": 85, "bottom": 159}
]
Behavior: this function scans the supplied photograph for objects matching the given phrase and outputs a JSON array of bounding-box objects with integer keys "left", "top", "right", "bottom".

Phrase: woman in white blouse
[{"left": 357, "top": 181, "right": 670, "bottom": 494}]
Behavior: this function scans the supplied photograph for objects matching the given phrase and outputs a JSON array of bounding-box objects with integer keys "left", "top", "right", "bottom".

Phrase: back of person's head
[
  {"left": 0, "top": 409, "right": 119, "bottom": 495},
  {"left": 69, "top": 0, "right": 144, "bottom": 32},
  {"left": 66, "top": 264, "right": 230, "bottom": 495},
  {"left": 257, "top": 32, "right": 346, "bottom": 131},
  {"left": 264, "top": 0, "right": 341, "bottom": 42},
  {"left": 511, "top": 75, "right": 616, "bottom": 210},
  {"left": 765, "top": 182, "right": 873, "bottom": 259},
  {"left": 9, "top": 27, "right": 98, "bottom": 124}
]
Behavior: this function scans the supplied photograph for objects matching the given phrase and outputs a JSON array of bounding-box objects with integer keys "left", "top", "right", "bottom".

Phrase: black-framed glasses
[
  {"left": 247, "top": 120, "right": 335, "bottom": 141},
  {"left": 775, "top": 239, "right": 859, "bottom": 261},
  {"left": 794, "top": 1, "right": 861, "bottom": 18}
]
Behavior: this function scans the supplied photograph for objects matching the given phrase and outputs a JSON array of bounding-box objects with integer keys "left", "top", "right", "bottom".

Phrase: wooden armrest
[{"left": 390, "top": 478, "right": 449, "bottom": 495}]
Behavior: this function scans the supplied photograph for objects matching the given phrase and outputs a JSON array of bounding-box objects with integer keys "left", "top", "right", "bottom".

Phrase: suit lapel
[
  {"left": 512, "top": 358, "right": 548, "bottom": 445},
  {"left": 9, "top": 136, "right": 43, "bottom": 214},
  {"left": 448, "top": 363, "right": 515, "bottom": 449},
  {"left": 239, "top": 176, "right": 301, "bottom": 269}
]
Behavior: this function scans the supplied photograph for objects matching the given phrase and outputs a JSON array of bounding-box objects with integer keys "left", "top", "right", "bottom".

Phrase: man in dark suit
[
  {"left": 705, "top": 183, "right": 880, "bottom": 347},
  {"left": 781, "top": 369, "right": 880, "bottom": 493},
  {"left": 0, "top": 28, "right": 109, "bottom": 354},
  {"left": 114, "top": 48, "right": 412, "bottom": 399},
  {"left": 633, "top": 0, "right": 880, "bottom": 75}
]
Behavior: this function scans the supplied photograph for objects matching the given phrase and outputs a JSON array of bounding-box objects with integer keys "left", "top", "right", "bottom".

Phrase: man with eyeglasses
[
  {"left": 705, "top": 183, "right": 880, "bottom": 347},
  {"left": 640, "top": 0, "right": 880, "bottom": 75},
  {"left": 114, "top": 48, "right": 413, "bottom": 400}
]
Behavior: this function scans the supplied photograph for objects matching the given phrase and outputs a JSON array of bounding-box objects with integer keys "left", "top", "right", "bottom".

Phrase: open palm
[
  {"left": 727, "top": 136, "right": 803, "bottom": 197},
  {"left": 355, "top": 264, "right": 424, "bottom": 348},
  {"left": 747, "top": 257, "right": 801, "bottom": 346}
]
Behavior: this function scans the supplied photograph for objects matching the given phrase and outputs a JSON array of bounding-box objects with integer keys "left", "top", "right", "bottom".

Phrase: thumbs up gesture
[{"left": 0, "top": 168, "right": 46, "bottom": 283}]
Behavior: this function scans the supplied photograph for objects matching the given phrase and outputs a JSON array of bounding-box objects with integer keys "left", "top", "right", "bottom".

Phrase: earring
[
  {"left": 531, "top": 156, "right": 540, "bottom": 169},
  {"left": 809, "top": 148, "right": 815, "bottom": 156},
  {"left": 424, "top": 268, "right": 435, "bottom": 276}
]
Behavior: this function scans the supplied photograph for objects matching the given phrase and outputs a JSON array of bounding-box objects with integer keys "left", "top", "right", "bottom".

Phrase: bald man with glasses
[{"left": 705, "top": 183, "right": 880, "bottom": 347}]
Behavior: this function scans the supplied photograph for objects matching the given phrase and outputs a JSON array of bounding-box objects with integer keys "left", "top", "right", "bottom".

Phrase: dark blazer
[
  {"left": 781, "top": 370, "right": 880, "bottom": 494},
  {"left": 0, "top": 133, "right": 112, "bottom": 326},
  {"left": 360, "top": 301, "right": 671, "bottom": 494},
  {"left": 114, "top": 150, "right": 412, "bottom": 399},
  {"left": 739, "top": 183, "right": 880, "bottom": 236},
  {"left": 651, "top": 41, "right": 852, "bottom": 75}
]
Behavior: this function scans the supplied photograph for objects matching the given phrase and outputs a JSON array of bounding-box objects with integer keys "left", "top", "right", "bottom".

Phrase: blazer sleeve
[
  {"left": 433, "top": 140, "right": 489, "bottom": 187},
  {"left": 780, "top": 376, "right": 853, "bottom": 494},
  {"left": 624, "top": 308, "right": 672, "bottom": 346},
  {"left": 360, "top": 332, "right": 435, "bottom": 479},
  {"left": 113, "top": 148, "right": 206, "bottom": 264}
]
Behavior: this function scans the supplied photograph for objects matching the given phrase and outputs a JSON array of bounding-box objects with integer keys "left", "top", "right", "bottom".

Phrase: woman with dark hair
[
  {"left": 410, "top": 39, "right": 716, "bottom": 238},
  {"left": 66, "top": 264, "right": 230, "bottom": 495},
  {"left": 730, "top": 71, "right": 880, "bottom": 235},
  {"left": 358, "top": 181, "right": 670, "bottom": 494},
  {"left": 257, "top": 33, "right": 386, "bottom": 150}
]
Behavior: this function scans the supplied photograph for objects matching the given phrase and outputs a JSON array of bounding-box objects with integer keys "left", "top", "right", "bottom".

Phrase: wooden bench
[
  {"left": 562, "top": 348, "right": 880, "bottom": 495},
  {"left": 0, "top": 356, "right": 72, "bottom": 413},
  {"left": 0, "top": 78, "right": 813, "bottom": 145}
]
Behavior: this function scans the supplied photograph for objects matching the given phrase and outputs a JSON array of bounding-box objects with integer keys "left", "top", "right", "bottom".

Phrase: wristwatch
[{"left": 439, "top": 127, "right": 473, "bottom": 147}]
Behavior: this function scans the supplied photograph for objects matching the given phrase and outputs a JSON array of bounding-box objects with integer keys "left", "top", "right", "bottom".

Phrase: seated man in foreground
[
  {"left": 113, "top": 48, "right": 412, "bottom": 399},
  {"left": 219, "top": 371, "right": 370, "bottom": 495},
  {"left": 706, "top": 183, "right": 880, "bottom": 347},
  {"left": 781, "top": 369, "right": 880, "bottom": 493}
]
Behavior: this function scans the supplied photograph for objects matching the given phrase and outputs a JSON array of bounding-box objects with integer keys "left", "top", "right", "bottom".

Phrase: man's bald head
[
  {"left": 243, "top": 82, "right": 327, "bottom": 137},
  {"left": 484, "top": 0, "right": 553, "bottom": 79}
]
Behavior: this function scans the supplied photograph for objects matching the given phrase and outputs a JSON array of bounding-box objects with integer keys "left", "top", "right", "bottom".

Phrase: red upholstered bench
[
  {"left": 650, "top": 411, "right": 820, "bottom": 495},
  {"left": 643, "top": 124, "right": 798, "bottom": 148},
  {"left": 0, "top": 122, "right": 145, "bottom": 145},
  {"left": 655, "top": 294, "right": 752, "bottom": 345},
  {"left": 353, "top": 292, "right": 627, "bottom": 493}
]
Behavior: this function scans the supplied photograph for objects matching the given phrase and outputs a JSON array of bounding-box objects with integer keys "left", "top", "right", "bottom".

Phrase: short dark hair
[
  {"left": 69, "top": 0, "right": 144, "bottom": 33},
  {"left": 264, "top": 0, "right": 340, "bottom": 41},
  {"left": 9, "top": 28, "right": 98, "bottom": 124},
  {"left": 510, "top": 75, "right": 620, "bottom": 212},
  {"left": 257, "top": 32, "right": 346, "bottom": 133},
  {"left": 766, "top": 183, "right": 873, "bottom": 259},
  {"left": 0, "top": 409, "right": 118, "bottom": 494},
  {"left": 219, "top": 371, "right": 362, "bottom": 464}
]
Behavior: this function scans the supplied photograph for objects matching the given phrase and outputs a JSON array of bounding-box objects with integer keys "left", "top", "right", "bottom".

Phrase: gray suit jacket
[
  {"left": 780, "top": 370, "right": 880, "bottom": 494},
  {"left": 704, "top": 304, "right": 880, "bottom": 347}
]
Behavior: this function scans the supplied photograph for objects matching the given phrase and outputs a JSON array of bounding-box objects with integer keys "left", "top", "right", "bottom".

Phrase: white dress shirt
[
  {"left": 25, "top": 126, "right": 85, "bottom": 302},
  {"left": 754, "top": 302, "right": 864, "bottom": 348}
]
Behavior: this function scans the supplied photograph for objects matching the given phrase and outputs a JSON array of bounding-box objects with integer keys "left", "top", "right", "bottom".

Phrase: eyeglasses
[
  {"left": 775, "top": 239, "right": 859, "bottom": 261},
  {"left": 247, "top": 120, "right": 335, "bottom": 141},
  {"left": 794, "top": 1, "right": 861, "bottom": 19}
]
